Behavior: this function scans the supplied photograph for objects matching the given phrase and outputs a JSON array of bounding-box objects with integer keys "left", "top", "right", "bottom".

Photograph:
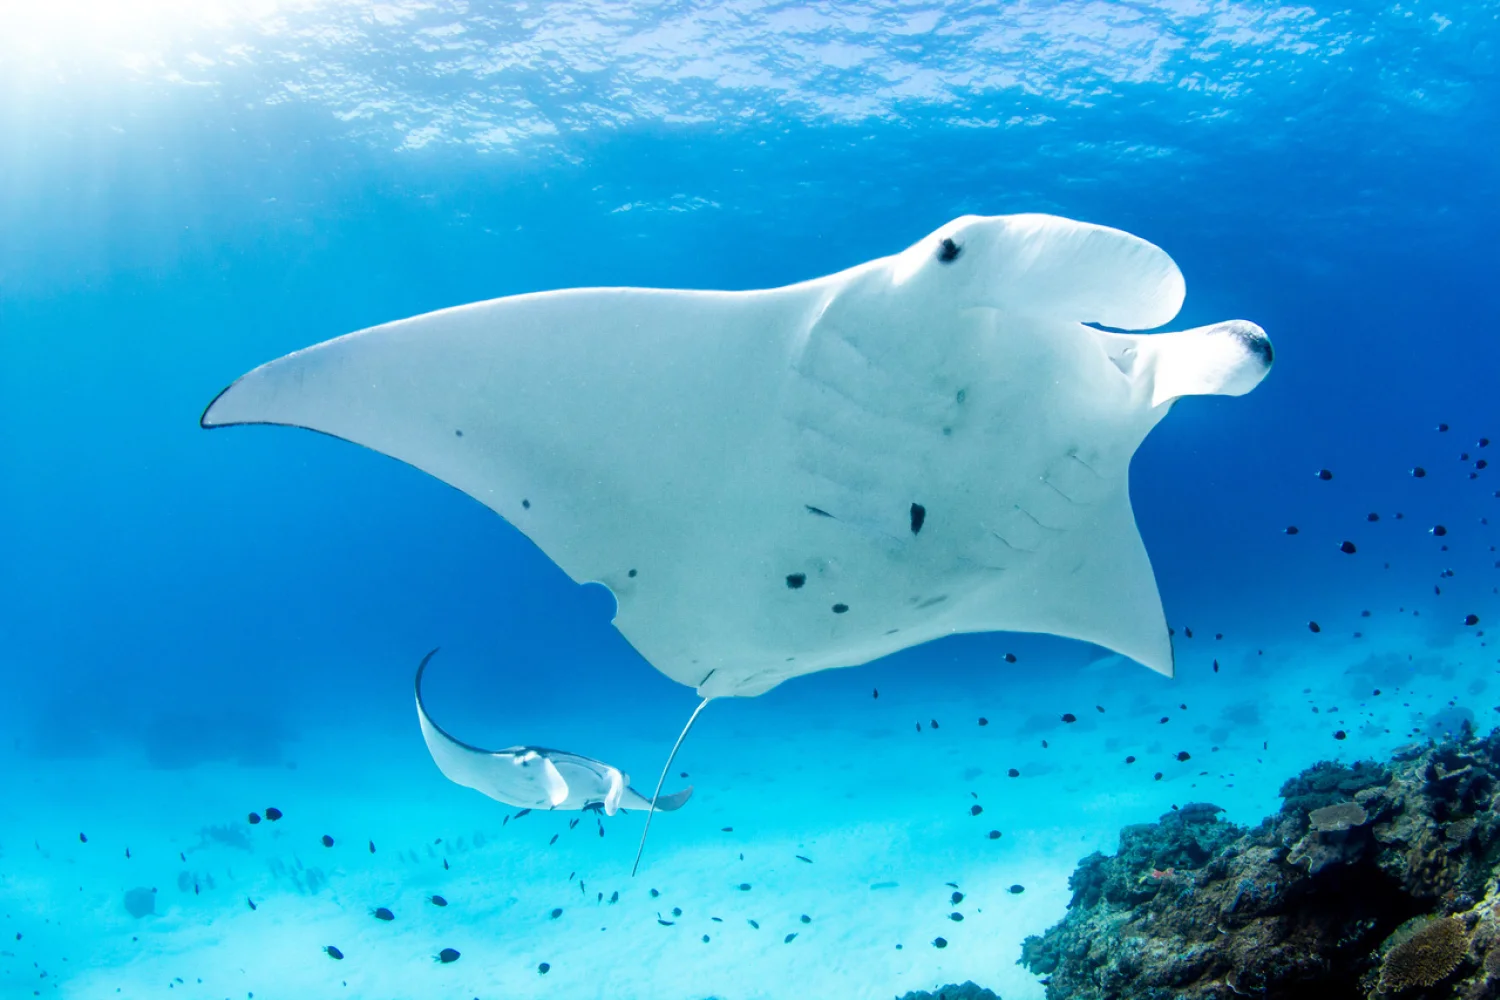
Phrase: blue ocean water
[{"left": 2, "top": 2, "right": 1498, "bottom": 997}]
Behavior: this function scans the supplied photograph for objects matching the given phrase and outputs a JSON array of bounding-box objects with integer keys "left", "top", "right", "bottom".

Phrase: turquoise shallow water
[{"left": 2, "top": 2, "right": 1499, "bottom": 998}]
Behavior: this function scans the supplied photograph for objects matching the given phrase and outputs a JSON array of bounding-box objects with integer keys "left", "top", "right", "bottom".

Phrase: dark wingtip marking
[
  {"left": 910, "top": 503, "right": 926, "bottom": 534},
  {"left": 198, "top": 377, "right": 245, "bottom": 429}
]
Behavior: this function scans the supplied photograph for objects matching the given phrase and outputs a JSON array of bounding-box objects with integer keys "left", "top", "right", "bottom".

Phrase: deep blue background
[{"left": 3, "top": 1, "right": 1497, "bottom": 771}]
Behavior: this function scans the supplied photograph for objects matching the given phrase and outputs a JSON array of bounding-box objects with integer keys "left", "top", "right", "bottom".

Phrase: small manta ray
[
  {"left": 201, "top": 213, "right": 1273, "bottom": 871},
  {"left": 415, "top": 649, "right": 692, "bottom": 816}
]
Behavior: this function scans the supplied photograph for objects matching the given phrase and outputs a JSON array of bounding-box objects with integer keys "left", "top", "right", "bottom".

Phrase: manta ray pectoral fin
[{"left": 625, "top": 785, "right": 693, "bottom": 812}]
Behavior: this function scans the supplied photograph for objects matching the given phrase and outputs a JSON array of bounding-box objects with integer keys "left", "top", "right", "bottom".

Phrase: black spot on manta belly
[
  {"left": 936, "top": 238, "right": 962, "bottom": 263},
  {"left": 910, "top": 503, "right": 926, "bottom": 535}
]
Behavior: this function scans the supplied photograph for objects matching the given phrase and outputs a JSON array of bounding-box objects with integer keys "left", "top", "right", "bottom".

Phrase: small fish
[
  {"left": 970, "top": 805, "right": 983, "bottom": 816},
  {"left": 796, "top": 855, "right": 813, "bottom": 864},
  {"left": 368, "top": 840, "right": 376, "bottom": 853},
  {"left": 649, "top": 888, "right": 658, "bottom": 898},
  {"left": 1125, "top": 755, "right": 1137, "bottom": 764},
  {"left": 932, "top": 936, "right": 947, "bottom": 948},
  {"left": 872, "top": 688, "right": 879, "bottom": 699},
  {"left": 951, "top": 891, "right": 964, "bottom": 904},
  {"left": 784, "top": 933, "right": 798, "bottom": 943},
  {"left": 1466, "top": 614, "right": 1480, "bottom": 626},
  {"left": 436, "top": 947, "right": 460, "bottom": 964},
  {"left": 609, "top": 891, "right": 619, "bottom": 904},
  {"left": 550, "top": 907, "right": 563, "bottom": 919},
  {"left": 1007, "top": 768, "right": 1020, "bottom": 777},
  {"left": 321, "top": 834, "right": 334, "bottom": 847},
  {"left": 1316, "top": 469, "right": 1332, "bottom": 480},
  {"left": 737, "top": 883, "right": 751, "bottom": 891},
  {"left": 179, "top": 852, "right": 185, "bottom": 862},
  {"left": 949, "top": 912, "right": 964, "bottom": 922},
  {"left": 264, "top": 807, "right": 283, "bottom": 821},
  {"left": 538, "top": 962, "right": 551, "bottom": 974},
  {"left": 125, "top": 847, "right": 131, "bottom": 859},
  {"left": 721, "top": 827, "right": 733, "bottom": 833},
  {"left": 672, "top": 907, "right": 682, "bottom": 917},
  {"left": 1061, "top": 713, "right": 1077, "bottom": 723},
  {"left": 987, "top": 830, "right": 1001, "bottom": 840},
  {"left": 1004, "top": 653, "right": 1017, "bottom": 663},
  {"left": 658, "top": 918, "right": 675, "bottom": 926},
  {"left": 978, "top": 717, "right": 988, "bottom": 726},
  {"left": 248, "top": 812, "right": 261, "bottom": 825},
  {"left": 430, "top": 895, "right": 448, "bottom": 907},
  {"left": 247, "top": 897, "right": 256, "bottom": 911},
  {"left": 748, "top": 919, "right": 760, "bottom": 929},
  {"left": 1285, "top": 525, "right": 1299, "bottom": 534},
  {"left": 1367, "top": 512, "right": 1379, "bottom": 522},
  {"left": 1176, "top": 751, "right": 1191, "bottom": 762},
  {"left": 78, "top": 832, "right": 87, "bottom": 843},
  {"left": 443, "top": 858, "right": 449, "bottom": 870},
  {"left": 325, "top": 945, "right": 344, "bottom": 960},
  {"left": 930, "top": 719, "right": 940, "bottom": 729},
  {"left": 1212, "top": 660, "right": 1219, "bottom": 673},
  {"left": 569, "top": 818, "right": 579, "bottom": 829},
  {"left": 515, "top": 809, "right": 532, "bottom": 819},
  {"left": 1334, "top": 730, "right": 1347, "bottom": 740},
  {"left": 1340, "top": 541, "right": 1356, "bottom": 554},
  {"left": 549, "top": 834, "right": 559, "bottom": 845},
  {"left": 1308, "top": 621, "right": 1321, "bottom": 633},
  {"left": 373, "top": 907, "right": 394, "bottom": 921},
  {"left": 800, "top": 913, "right": 811, "bottom": 923},
  {"left": 1432, "top": 525, "right": 1448, "bottom": 537},
  {"left": 1008, "top": 884, "right": 1025, "bottom": 894}
]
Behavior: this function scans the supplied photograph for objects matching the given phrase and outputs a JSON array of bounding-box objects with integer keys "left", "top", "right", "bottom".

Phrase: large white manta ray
[{"left": 202, "top": 213, "right": 1272, "bottom": 866}]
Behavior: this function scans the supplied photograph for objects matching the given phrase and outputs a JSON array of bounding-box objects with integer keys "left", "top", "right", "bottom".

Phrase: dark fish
[
  {"left": 1340, "top": 541, "right": 1356, "bottom": 554},
  {"left": 1432, "top": 525, "right": 1448, "bottom": 536},
  {"left": 368, "top": 840, "right": 376, "bottom": 854},
  {"left": 443, "top": 859, "right": 449, "bottom": 870},
  {"left": 437, "top": 947, "right": 460, "bottom": 964},
  {"left": 320, "top": 834, "right": 334, "bottom": 847},
  {"left": 951, "top": 891, "right": 964, "bottom": 904},
  {"left": 949, "top": 912, "right": 964, "bottom": 922},
  {"left": 609, "top": 891, "right": 619, "bottom": 904},
  {"left": 1438, "top": 423, "right": 1450, "bottom": 432},
  {"left": 796, "top": 855, "right": 813, "bottom": 863},
  {"left": 373, "top": 907, "right": 394, "bottom": 921},
  {"left": 1316, "top": 469, "right": 1332, "bottom": 480},
  {"left": 264, "top": 807, "right": 283, "bottom": 821},
  {"left": 1041, "top": 739, "right": 1049, "bottom": 748},
  {"left": 930, "top": 719, "right": 940, "bottom": 729},
  {"left": 1308, "top": 621, "right": 1321, "bottom": 633},
  {"left": 325, "top": 945, "right": 344, "bottom": 960},
  {"left": 538, "top": 962, "right": 551, "bottom": 974},
  {"left": 1212, "top": 660, "right": 1219, "bottom": 673},
  {"left": 550, "top": 907, "right": 563, "bottom": 918},
  {"left": 785, "top": 933, "right": 798, "bottom": 943},
  {"left": 515, "top": 809, "right": 531, "bottom": 819},
  {"left": 125, "top": 847, "right": 131, "bottom": 859},
  {"left": 873, "top": 688, "right": 879, "bottom": 699},
  {"left": 1467, "top": 614, "right": 1481, "bottom": 626},
  {"left": 1008, "top": 884, "right": 1025, "bottom": 894},
  {"left": 1176, "top": 751, "right": 1191, "bottom": 762},
  {"left": 933, "top": 936, "right": 948, "bottom": 948},
  {"left": 1412, "top": 467, "right": 1427, "bottom": 477},
  {"left": 1061, "top": 713, "right": 1077, "bottom": 723},
  {"left": 970, "top": 804, "right": 983, "bottom": 816},
  {"left": 1004, "top": 653, "right": 1016, "bottom": 663},
  {"left": 658, "top": 918, "right": 675, "bottom": 926},
  {"left": 1285, "top": 525, "right": 1300, "bottom": 534},
  {"left": 248, "top": 813, "right": 261, "bottom": 825},
  {"left": 1096, "top": 705, "right": 1105, "bottom": 713},
  {"left": 1008, "top": 768, "right": 1020, "bottom": 777},
  {"left": 1125, "top": 755, "right": 1136, "bottom": 764},
  {"left": 672, "top": 907, "right": 682, "bottom": 917},
  {"left": 1367, "top": 513, "right": 1379, "bottom": 522},
  {"left": 749, "top": 919, "right": 760, "bottom": 929},
  {"left": 978, "top": 717, "right": 988, "bottom": 726},
  {"left": 247, "top": 897, "right": 256, "bottom": 911},
  {"left": 737, "top": 883, "right": 751, "bottom": 891},
  {"left": 721, "top": 827, "right": 733, "bottom": 832},
  {"left": 987, "top": 830, "right": 1001, "bottom": 840},
  {"left": 1184, "top": 627, "right": 1193, "bottom": 638},
  {"left": 430, "top": 895, "right": 447, "bottom": 907},
  {"left": 1154, "top": 772, "right": 1164, "bottom": 781},
  {"left": 650, "top": 888, "right": 659, "bottom": 897},
  {"left": 1334, "top": 730, "right": 1347, "bottom": 740},
  {"left": 549, "top": 834, "right": 559, "bottom": 845},
  {"left": 801, "top": 914, "right": 812, "bottom": 923}
]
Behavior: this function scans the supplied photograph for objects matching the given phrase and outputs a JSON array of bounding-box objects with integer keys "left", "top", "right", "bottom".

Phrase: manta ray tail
[{"left": 631, "top": 697, "right": 711, "bottom": 877}]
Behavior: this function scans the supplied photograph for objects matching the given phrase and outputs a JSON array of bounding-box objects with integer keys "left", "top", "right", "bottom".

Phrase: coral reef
[
  {"left": 1021, "top": 729, "right": 1500, "bottom": 999},
  {"left": 897, "top": 983, "right": 1002, "bottom": 1000}
]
